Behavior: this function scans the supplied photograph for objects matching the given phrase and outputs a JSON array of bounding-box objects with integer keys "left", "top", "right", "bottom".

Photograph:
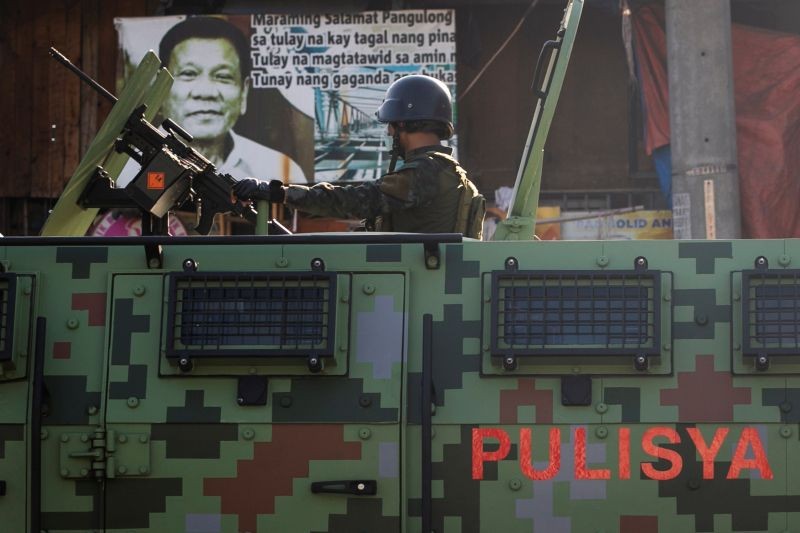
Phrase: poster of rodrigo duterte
[{"left": 115, "top": 10, "right": 456, "bottom": 185}]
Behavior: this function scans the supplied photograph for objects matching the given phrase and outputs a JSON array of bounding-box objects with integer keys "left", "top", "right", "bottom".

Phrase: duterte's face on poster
[{"left": 162, "top": 37, "right": 250, "bottom": 143}]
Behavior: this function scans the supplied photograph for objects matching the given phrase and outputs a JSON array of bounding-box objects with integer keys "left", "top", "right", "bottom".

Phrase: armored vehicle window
[
  {"left": 743, "top": 271, "right": 800, "bottom": 355},
  {"left": 179, "top": 285, "right": 326, "bottom": 347},
  {"left": 753, "top": 285, "right": 800, "bottom": 346},
  {"left": 503, "top": 284, "right": 650, "bottom": 346},
  {"left": 166, "top": 273, "right": 335, "bottom": 358},
  {"left": 490, "top": 271, "right": 660, "bottom": 356}
]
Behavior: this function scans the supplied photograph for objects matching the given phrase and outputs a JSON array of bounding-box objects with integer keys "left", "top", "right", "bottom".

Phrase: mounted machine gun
[{"left": 43, "top": 48, "right": 286, "bottom": 239}]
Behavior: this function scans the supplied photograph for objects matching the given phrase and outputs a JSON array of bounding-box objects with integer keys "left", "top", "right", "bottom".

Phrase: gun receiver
[
  {"left": 50, "top": 47, "right": 260, "bottom": 235},
  {"left": 113, "top": 104, "right": 257, "bottom": 233}
]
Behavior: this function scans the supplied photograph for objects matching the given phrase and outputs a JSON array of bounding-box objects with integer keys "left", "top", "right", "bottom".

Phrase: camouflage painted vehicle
[{"left": 2, "top": 0, "right": 799, "bottom": 531}]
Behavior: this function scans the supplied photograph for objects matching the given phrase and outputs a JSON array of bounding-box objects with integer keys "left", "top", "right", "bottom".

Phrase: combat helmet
[{"left": 376, "top": 74, "right": 454, "bottom": 138}]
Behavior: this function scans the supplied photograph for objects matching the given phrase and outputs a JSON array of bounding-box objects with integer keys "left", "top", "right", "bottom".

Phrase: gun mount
[{"left": 79, "top": 103, "right": 260, "bottom": 235}]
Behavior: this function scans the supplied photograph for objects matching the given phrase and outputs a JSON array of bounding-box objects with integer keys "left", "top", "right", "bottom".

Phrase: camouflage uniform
[{"left": 285, "top": 145, "right": 482, "bottom": 236}]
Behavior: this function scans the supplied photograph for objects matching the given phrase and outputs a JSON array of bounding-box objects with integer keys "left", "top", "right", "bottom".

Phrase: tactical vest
[
  {"left": 435, "top": 152, "right": 486, "bottom": 239},
  {"left": 378, "top": 151, "right": 486, "bottom": 239}
]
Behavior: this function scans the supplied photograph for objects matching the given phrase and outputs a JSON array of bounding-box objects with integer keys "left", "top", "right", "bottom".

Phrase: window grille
[
  {"left": 166, "top": 273, "right": 335, "bottom": 358},
  {"left": 742, "top": 270, "right": 800, "bottom": 355},
  {"left": 491, "top": 270, "right": 660, "bottom": 356}
]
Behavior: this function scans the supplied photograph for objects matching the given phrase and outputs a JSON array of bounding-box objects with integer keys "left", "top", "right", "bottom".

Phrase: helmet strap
[{"left": 388, "top": 122, "right": 404, "bottom": 173}]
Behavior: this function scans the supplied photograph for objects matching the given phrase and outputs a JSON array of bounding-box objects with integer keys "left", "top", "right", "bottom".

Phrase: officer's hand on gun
[{"left": 232, "top": 178, "right": 286, "bottom": 203}]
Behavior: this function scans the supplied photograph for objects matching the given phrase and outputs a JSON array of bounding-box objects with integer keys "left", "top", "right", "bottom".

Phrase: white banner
[{"left": 116, "top": 11, "right": 456, "bottom": 184}]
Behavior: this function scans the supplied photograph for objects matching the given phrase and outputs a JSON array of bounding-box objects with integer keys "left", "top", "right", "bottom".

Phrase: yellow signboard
[{"left": 561, "top": 210, "right": 673, "bottom": 240}]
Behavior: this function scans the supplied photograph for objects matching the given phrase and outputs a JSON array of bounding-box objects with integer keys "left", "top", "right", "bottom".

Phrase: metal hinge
[{"left": 59, "top": 427, "right": 151, "bottom": 479}]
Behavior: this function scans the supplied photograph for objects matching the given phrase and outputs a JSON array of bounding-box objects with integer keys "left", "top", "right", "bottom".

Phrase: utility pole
[{"left": 666, "top": 0, "right": 741, "bottom": 239}]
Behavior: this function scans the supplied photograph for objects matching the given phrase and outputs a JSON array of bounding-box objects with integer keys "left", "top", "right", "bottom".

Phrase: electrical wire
[{"left": 458, "top": 0, "right": 542, "bottom": 102}]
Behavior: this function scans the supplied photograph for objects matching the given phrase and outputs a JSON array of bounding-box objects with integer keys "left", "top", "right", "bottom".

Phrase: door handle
[{"left": 310, "top": 480, "right": 377, "bottom": 495}]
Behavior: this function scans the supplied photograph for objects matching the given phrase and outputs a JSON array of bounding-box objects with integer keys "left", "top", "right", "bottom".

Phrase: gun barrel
[{"left": 49, "top": 47, "right": 118, "bottom": 104}]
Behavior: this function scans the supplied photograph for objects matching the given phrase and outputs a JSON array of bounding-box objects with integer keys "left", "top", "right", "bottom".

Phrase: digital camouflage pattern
[
  {"left": 1, "top": 237, "right": 800, "bottom": 532},
  {"left": 285, "top": 146, "right": 480, "bottom": 235},
  {"left": 4, "top": 0, "right": 797, "bottom": 531}
]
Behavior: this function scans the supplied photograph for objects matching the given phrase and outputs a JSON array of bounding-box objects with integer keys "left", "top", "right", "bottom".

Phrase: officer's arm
[{"left": 285, "top": 181, "right": 385, "bottom": 219}]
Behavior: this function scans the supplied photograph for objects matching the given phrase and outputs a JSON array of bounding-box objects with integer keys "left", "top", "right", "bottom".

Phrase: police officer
[{"left": 233, "top": 74, "right": 485, "bottom": 238}]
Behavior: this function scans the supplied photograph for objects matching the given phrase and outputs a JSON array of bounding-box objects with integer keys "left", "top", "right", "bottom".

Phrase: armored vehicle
[{"left": 1, "top": 1, "right": 798, "bottom": 531}]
